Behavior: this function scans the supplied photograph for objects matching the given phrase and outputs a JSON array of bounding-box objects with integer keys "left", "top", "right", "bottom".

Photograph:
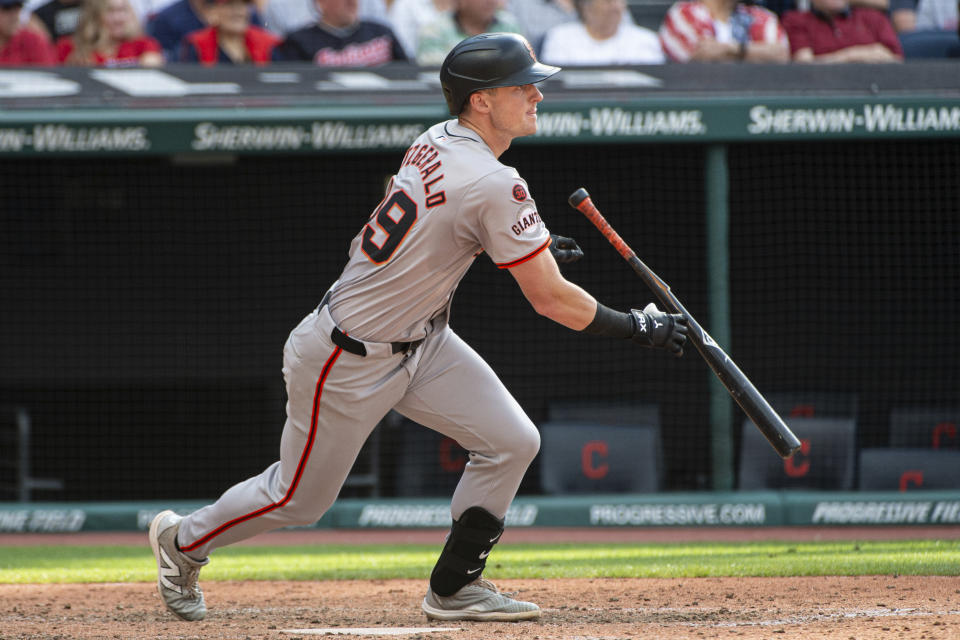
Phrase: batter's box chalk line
[{"left": 281, "top": 627, "right": 461, "bottom": 636}]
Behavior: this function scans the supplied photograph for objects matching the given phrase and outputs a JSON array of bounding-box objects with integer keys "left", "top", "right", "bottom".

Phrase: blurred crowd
[{"left": 0, "top": 0, "right": 957, "bottom": 67}]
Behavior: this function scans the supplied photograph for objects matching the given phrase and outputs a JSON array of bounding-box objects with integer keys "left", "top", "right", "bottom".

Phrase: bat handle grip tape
[{"left": 568, "top": 189, "right": 636, "bottom": 261}]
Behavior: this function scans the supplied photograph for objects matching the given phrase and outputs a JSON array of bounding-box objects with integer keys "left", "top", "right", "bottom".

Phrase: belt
[{"left": 319, "top": 292, "right": 423, "bottom": 358}]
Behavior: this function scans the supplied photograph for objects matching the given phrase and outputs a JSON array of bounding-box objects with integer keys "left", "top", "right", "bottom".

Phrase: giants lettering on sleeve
[
  {"left": 401, "top": 143, "right": 446, "bottom": 208},
  {"left": 511, "top": 210, "right": 542, "bottom": 236}
]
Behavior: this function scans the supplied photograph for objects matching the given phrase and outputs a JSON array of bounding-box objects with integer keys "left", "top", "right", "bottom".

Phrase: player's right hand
[
  {"left": 549, "top": 234, "right": 583, "bottom": 264},
  {"left": 629, "top": 302, "right": 688, "bottom": 356}
]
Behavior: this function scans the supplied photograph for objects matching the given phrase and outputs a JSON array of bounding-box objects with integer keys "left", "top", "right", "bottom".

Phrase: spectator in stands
[
  {"left": 25, "top": 0, "right": 178, "bottom": 36},
  {"left": 415, "top": 0, "right": 521, "bottom": 66},
  {"left": 272, "top": 0, "right": 406, "bottom": 64},
  {"left": 127, "top": 0, "right": 183, "bottom": 26},
  {"left": 781, "top": 0, "right": 903, "bottom": 61},
  {"left": 262, "top": 0, "right": 386, "bottom": 37},
  {"left": 751, "top": 0, "right": 796, "bottom": 17},
  {"left": 889, "top": 0, "right": 917, "bottom": 32},
  {"left": 179, "top": 0, "right": 279, "bottom": 63},
  {"left": 387, "top": 0, "right": 451, "bottom": 58},
  {"left": 25, "top": 0, "right": 81, "bottom": 41},
  {"left": 507, "top": 0, "right": 576, "bottom": 50},
  {"left": 889, "top": 0, "right": 959, "bottom": 56},
  {"left": 57, "top": 0, "right": 164, "bottom": 65},
  {"left": 659, "top": 0, "right": 789, "bottom": 61},
  {"left": 753, "top": 0, "right": 891, "bottom": 20},
  {"left": 540, "top": 0, "right": 664, "bottom": 65},
  {"left": 739, "top": 0, "right": 897, "bottom": 39},
  {"left": 147, "top": 0, "right": 264, "bottom": 60},
  {"left": 915, "top": 0, "right": 958, "bottom": 32},
  {"left": 0, "top": 0, "right": 56, "bottom": 64},
  {"left": 146, "top": 0, "right": 213, "bottom": 58},
  {"left": 263, "top": 0, "right": 320, "bottom": 34}
]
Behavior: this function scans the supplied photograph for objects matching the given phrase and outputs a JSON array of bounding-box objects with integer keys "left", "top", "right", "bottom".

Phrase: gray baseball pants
[{"left": 177, "top": 304, "right": 540, "bottom": 558}]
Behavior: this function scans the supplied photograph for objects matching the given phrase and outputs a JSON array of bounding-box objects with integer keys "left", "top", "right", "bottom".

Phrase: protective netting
[
  {"left": 1, "top": 139, "right": 957, "bottom": 501},
  {"left": 727, "top": 140, "right": 960, "bottom": 488}
]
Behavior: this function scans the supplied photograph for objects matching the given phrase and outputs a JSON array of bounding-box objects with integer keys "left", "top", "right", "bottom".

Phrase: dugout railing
[
  {"left": 1, "top": 63, "right": 958, "bottom": 503},
  {"left": 0, "top": 407, "right": 63, "bottom": 502}
]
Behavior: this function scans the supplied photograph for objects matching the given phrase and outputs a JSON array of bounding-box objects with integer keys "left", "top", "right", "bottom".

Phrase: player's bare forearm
[
  {"left": 534, "top": 280, "right": 597, "bottom": 330},
  {"left": 509, "top": 250, "right": 597, "bottom": 330}
]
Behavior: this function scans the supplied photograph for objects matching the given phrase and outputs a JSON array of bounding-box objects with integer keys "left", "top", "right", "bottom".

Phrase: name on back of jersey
[{"left": 401, "top": 143, "right": 446, "bottom": 208}]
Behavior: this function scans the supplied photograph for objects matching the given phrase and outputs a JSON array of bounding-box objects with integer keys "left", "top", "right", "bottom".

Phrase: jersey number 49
[{"left": 361, "top": 189, "right": 418, "bottom": 265}]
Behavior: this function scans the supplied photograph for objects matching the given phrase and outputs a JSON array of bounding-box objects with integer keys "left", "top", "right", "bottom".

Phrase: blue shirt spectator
[{"left": 147, "top": 0, "right": 262, "bottom": 60}]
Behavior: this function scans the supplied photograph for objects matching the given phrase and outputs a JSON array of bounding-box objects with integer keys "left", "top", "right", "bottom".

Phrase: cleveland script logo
[
  {"left": 314, "top": 36, "right": 394, "bottom": 66},
  {"left": 512, "top": 184, "right": 527, "bottom": 201}
]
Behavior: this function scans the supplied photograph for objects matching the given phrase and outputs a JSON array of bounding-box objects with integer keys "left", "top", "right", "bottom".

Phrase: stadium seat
[
  {"left": 765, "top": 391, "right": 858, "bottom": 420},
  {"left": 393, "top": 417, "right": 469, "bottom": 497},
  {"left": 547, "top": 401, "right": 659, "bottom": 425},
  {"left": 889, "top": 407, "right": 960, "bottom": 449},
  {"left": 540, "top": 403, "right": 662, "bottom": 494},
  {"left": 738, "top": 416, "right": 856, "bottom": 490},
  {"left": 859, "top": 448, "right": 960, "bottom": 491}
]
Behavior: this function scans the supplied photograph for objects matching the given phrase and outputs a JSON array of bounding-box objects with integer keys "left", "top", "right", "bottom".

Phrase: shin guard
[{"left": 429, "top": 506, "right": 505, "bottom": 597}]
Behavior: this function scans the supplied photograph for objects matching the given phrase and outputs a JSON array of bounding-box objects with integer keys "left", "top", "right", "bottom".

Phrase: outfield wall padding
[{"left": 2, "top": 492, "right": 959, "bottom": 534}]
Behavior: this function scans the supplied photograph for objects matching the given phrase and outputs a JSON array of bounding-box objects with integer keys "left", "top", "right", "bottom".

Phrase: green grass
[{"left": 1, "top": 539, "right": 958, "bottom": 584}]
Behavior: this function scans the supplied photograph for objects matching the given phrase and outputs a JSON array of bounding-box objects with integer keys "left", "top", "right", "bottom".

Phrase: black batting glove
[
  {"left": 630, "top": 302, "right": 688, "bottom": 356},
  {"left": 549, "top": 234, "right": 584, "bottom": 264}
]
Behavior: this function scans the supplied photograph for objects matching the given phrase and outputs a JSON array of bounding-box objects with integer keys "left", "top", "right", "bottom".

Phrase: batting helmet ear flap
[{"left": 440, "top": 32, "right": 561, "bottom": 116}]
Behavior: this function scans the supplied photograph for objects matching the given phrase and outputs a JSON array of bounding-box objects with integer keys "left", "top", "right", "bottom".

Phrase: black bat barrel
[{"left": 629, "top": 255, "right": 802, "bottom": 459}]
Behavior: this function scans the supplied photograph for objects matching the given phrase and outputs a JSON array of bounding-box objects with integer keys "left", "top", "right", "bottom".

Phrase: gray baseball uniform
[{"left": 177, "top": 120, "right": 551, "bottom": 558}]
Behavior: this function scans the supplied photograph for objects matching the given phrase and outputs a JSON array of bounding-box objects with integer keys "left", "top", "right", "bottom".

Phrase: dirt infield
[
  {"left": 3, "top": 576, "right": 959, "bottom": 640},
  {"left": 3, "top": 528, "right": 960, "bottom": 639}
]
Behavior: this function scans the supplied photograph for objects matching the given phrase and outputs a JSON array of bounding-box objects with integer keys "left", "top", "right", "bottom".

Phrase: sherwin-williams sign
[{"left": 1, "top": 66, "right": 958, "bottom": 154}]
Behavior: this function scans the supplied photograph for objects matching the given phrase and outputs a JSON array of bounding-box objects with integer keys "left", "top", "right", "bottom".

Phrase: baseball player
[{"left": 149, "top": 32, "right": 687, "bottom": 623}]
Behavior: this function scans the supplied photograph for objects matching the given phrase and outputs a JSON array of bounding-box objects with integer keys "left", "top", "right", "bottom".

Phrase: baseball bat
[{"left": 568, "top": 187, "right": 802, "bottom": 459}]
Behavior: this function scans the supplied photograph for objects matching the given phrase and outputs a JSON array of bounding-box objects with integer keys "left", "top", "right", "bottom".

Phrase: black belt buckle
[
  {"left": 330, "top": 327, "right": 367, "bottom": 357},
  {"left": 322, "top": 290, "right": 422, "bottom": 357},
  {"left": 391, "top": 339, "right": 424, "bottom": 355}
]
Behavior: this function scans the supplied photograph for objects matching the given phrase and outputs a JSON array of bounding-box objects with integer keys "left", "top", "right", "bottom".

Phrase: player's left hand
[
  {"left": 630, "top": 302, "right": 688, "bottom": 356},
  {"left": 550, "top": 234, "right": 583, "bottom": 264}
]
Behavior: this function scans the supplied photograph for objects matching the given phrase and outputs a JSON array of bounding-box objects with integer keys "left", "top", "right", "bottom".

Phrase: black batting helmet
[{"left": 439, "top": 33, "right": 561, "bottom": 116}]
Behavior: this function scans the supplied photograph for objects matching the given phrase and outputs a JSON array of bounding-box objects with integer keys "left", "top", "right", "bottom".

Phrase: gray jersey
[{"left": 329, "top": 119, "right": 551, "bottom": 343}]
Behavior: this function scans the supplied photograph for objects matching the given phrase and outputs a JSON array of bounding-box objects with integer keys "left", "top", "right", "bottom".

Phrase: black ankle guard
[{"left": 429, "top": 506, "right": 505, "bottom": 597}]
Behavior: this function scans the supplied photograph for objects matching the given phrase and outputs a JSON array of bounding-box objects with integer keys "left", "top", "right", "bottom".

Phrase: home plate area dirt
[{"left": 2, "top": 576, "right": 959, "bottom": 640}]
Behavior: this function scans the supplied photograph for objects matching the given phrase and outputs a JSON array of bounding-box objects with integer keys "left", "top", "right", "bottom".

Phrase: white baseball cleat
[
  {"left": 149, "top": 510, "right": 209, "bottom": 621},
  {"left": 421, "top": 577, "right": 541, "bottom": 621}
]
